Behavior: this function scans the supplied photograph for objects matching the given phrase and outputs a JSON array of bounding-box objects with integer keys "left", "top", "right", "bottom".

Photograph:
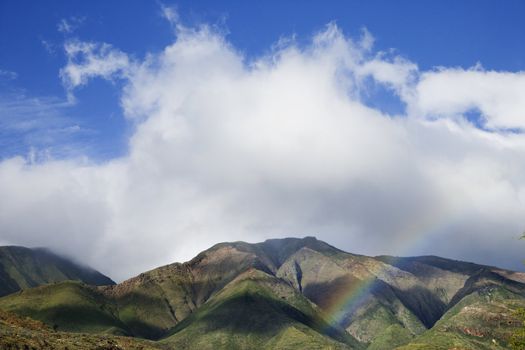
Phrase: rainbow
[
  {"left": 323, "top": 275, "right": 378, "bottom": 328},
  {"left": 321, "top": 218, "right": 455, "bottom": 329}
]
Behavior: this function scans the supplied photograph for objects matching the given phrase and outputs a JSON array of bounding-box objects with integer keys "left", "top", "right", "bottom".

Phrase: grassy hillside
[
  {"left": 0, "top": 280, "right": 128, "bottom": 335},
  {"left": 0, "top": 308, "right": 164, "bottom": 350},
  {"left": 0, "top": 246, "right": 114, "bottom": 297}
]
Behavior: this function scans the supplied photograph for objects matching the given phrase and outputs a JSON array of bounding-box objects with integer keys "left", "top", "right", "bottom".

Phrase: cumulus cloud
[{"left": 1, "top": 22, "right": 525, "bottom": 281}]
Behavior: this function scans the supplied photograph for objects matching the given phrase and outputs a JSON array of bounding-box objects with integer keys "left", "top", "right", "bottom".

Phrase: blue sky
[
  {"left": 1, "top": 1, "right": 525, "bottom": 279},
  {"left": 1, "top": 0, "right": 524, "bottom": 161}
]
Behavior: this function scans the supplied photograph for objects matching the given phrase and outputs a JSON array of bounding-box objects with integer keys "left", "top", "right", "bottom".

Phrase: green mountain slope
[
  {"left": 0, "top": 246, "right": 114, "bottom": 297},
  {"left": 163, "top": 268, "right": 362, "bottom": 349},
  {"left": 101, "top": 262, "right": 196, "bottom": 339},
  {"left": 0, "top": 280, "right": 128, "bottom": 334}
]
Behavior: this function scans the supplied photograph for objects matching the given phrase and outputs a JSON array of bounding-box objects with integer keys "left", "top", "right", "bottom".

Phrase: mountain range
[{"left": 0, "top": 237, "right": 524, "bottom": 349}]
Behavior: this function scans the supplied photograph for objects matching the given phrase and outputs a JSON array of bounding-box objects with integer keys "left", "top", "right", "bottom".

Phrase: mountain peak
[{"left": 258, "top": 236, "right": 346, "bottom": 268}]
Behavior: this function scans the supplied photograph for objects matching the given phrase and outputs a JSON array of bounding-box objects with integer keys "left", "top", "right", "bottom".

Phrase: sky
[{"left": 1, "top": 0, "right": 525, "bottom": 281}]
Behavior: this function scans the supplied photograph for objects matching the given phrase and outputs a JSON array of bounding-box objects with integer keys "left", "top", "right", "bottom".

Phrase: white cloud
[
  {"left": 60, "top": 41, "right": 131, "bottom": 94},
  {"left": 408, "top": 66, "right": 525, "bottom": 130},
  {"left": 357, "top": 55, "right": 417, "bottom": 101},
  {"left": 160, "top": 3, "right": 179, "bottom": 28},
  {"left": 41, "top": 39, "right": 56, "bottom": 54},
  {"left": 57, "top": 16, "right": 85, "bottom": 34},
  {"left": 1, "top": 23, "right": 525, "bottom": 281}
]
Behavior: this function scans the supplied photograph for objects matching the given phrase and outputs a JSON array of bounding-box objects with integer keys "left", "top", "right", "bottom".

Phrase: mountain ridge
[{"left": 0, "top": 236, "right": 524, "bottom": 349}]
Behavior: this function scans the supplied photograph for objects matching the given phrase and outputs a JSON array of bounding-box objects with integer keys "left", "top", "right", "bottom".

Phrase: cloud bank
[{"left": 2, "top": 22, "right": 525, "bottom": 281}]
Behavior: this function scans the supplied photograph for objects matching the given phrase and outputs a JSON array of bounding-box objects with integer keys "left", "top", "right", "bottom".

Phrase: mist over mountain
[{"left": 0, "top": 245, "right": 114, "bottom": 297}]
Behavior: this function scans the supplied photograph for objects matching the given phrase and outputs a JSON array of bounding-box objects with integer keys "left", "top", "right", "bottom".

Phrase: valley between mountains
[{"left": 1, "top": 237, "right": 524, "bottom": 349}]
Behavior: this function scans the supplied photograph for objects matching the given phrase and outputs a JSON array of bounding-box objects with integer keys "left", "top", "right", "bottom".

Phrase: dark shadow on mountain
[
  {"left": 0, "top": 265, "right": 20, "bottom": 297},
  {"left": 302, "top": 274, "right": 363, "bottom": 312},
  {"left": 448, "top": 268, "right": 525, "bottom": 309},
  {"left": 12, "top": 303, "right": 129, "bottom": 335},
  {"left": 376, "top": 255, "right": 493, "bottom": 276},
  {"left": 389, "top": 285, "right": 446, "bottom": 328},
  {"left": 302, "top": 275, "right": 445, "bottom": 329}
]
